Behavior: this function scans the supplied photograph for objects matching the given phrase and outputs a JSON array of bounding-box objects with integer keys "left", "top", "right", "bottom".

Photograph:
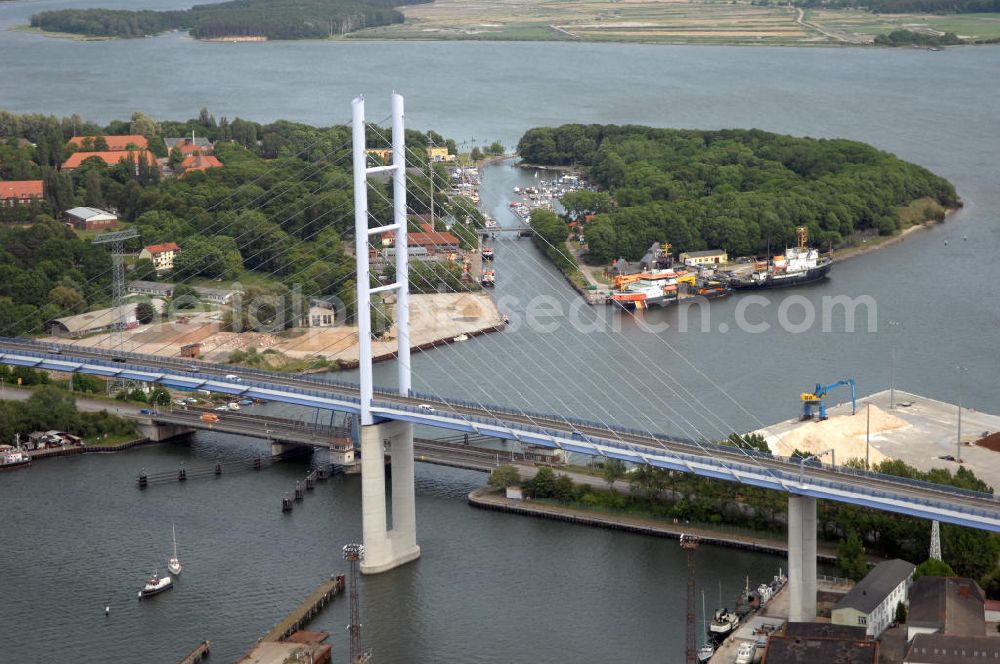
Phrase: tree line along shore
[
  {"left": 19, "top": 0, "right": 1000, "bottom": 45},
  {"left": 485, "top": 460, "right": 1000, "bottom": 596},
  {"left": 27, "top": 0, "right": 429, "bottom": 41}
]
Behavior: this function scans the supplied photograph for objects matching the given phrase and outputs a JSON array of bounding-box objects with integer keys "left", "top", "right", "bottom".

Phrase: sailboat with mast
[
  {"left": 698, "top": 590, "right": 715, "bottom": 662},
  {"left": 167, "top": 524, "right": 182, "bottom": 576}
]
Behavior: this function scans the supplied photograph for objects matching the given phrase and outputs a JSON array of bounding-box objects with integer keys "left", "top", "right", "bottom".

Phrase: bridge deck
[{"left": 4, "top": 339, "right": 1000, "bottom": 532}]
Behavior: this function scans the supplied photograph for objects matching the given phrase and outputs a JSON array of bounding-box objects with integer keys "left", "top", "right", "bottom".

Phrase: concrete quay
[
  {"left": 756, "top": 389, "right": 1000, "bottom": 490},
  {"left": 468, "top": 487, "right": 841, "bottom": 562}
]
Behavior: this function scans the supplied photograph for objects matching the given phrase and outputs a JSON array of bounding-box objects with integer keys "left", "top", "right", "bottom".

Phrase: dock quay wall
[
  {"left": 468, "top": 488, "right": 838, "bottom": 563},
  {"left": 260, "top": 575, "right": 345, "bottom": 643}
]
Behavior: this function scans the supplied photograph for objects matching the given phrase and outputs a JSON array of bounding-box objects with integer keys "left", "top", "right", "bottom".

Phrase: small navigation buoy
[{"left": 105, "top": 605, "right": 110, "bottom": 616}]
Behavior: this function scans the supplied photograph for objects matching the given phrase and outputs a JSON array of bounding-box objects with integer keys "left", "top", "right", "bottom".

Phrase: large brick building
[{"left": 0, "top": 180, "right": 43, "bottom": 206}]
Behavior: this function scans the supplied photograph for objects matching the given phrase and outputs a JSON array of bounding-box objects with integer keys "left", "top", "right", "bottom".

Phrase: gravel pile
[{"left": 767, "top": 405, "right": 908, "bottom": 465}]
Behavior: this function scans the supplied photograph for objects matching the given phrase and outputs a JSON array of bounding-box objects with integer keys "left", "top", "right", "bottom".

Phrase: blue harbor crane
[{"left": 801, "top": 379, "right": 857, "bottom": 420}]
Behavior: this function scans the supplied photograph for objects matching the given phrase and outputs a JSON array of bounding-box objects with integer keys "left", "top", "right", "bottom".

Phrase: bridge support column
[
  {"left": 360, "top": 420, "right": 420, "bottom": 575},
  {"left": 271, "top": 441, "right": 296, "bottom": 457},
  {"left": 788, "top": 495, "right": 817, "bottom": 622}
]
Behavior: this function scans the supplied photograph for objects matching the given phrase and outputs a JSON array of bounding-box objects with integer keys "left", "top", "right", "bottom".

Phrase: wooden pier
[
  {"left": 261, "top": 575, "right": 345, "bottom": 643},
  {"left": 177, "top": 640, "right": 211, "bottom": 664}
]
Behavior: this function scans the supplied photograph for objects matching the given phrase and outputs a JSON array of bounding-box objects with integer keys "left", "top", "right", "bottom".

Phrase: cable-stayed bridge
[{"left": 2, "top": 94, "right": 997, "bottom": 624}]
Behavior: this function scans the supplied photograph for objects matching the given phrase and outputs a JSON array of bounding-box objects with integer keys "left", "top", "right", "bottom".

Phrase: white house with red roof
[{"left": 139, "top": 242, "right": 181, "bottom": 272}]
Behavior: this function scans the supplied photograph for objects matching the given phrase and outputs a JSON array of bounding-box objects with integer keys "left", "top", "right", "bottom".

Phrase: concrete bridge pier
[
  {"left": 271, "top": 441, "right": 296, "bottom": 457},
  {"left": 360, "top": 420, "right": 420, "bottom": 575},
  {"left": 788, "top": 494, "right": 817, "bottom": 622},
  {"left": 134, "top": 420, "right": 194, "bottom": 442}
]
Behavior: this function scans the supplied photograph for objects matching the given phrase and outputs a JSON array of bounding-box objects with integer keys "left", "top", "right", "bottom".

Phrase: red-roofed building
[
  {"left": 381, "top": 223, "right": 461, "bottom": 254},
  {"left": 0, "top": 180, "right": 44, "bottom": 206},
  {"left": 139, "top": 242, "right": 181, "bottom": 272},
  {"left": 62, "top": 150, "right": 158, "bottom": 170},
  {"left": 180, "top": 155, "right": 223, "bottom": 176},
  {"left": 67, "top": 135, "right": 149, "bottom": 151}
]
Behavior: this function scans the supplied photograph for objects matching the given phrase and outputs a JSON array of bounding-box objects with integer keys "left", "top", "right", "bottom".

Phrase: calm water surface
[{"left": 1, "top": 11, "right": 999, "bottom": 661}]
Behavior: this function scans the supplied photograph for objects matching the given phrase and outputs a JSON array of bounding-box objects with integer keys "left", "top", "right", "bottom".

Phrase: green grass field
[{"left": 811, "top": 10, "right": 1000, "bottom": 41}]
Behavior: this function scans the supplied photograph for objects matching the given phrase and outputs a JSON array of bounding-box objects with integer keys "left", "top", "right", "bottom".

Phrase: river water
[{"left": 1, "top": 6, "right": 1000, "bottom": 661}]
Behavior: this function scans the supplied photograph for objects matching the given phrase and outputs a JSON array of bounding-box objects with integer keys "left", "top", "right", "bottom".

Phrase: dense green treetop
[
  {"left": 786, "top": 0, "right": 1000, "bottom": 14},
  {"left": 0, "top": 110, "right": 466, "bottom": 337},
  {"left": 518, "top": 124, "right": 958, "bottom": 263},
  {"left": 874, "top": 29, "right": 963, "bottom": 47},
  {"left": 30, "top": 0, "right": 428, "bottom": 40}
]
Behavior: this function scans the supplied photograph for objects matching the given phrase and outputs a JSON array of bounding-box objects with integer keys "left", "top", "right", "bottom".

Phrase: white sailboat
[
  {"left": 698, "top": 589, "right": 715, "bottom": 662},
  {"left": 167, "top": 524, "right": 182, "bottom": 576}
]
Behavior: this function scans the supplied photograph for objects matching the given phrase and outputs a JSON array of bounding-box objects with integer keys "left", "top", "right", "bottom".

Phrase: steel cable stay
[
  {"left": 6, "top": 131, "right": 361, "bottom": 342},
  {"left": 3, "top": 132, "right": 364, "bottom": 346},
  {"left": 440, "top": 145, "right": 753, "bottom": 440},
  {"left": 348, "top": 139, "right": 697, "bottom": 455},
  {"left": 373, "top": 127, "right": 748, "bottom": 442},
  {"left": 353, "top": 124, "right": 781, "bottom": 480}
]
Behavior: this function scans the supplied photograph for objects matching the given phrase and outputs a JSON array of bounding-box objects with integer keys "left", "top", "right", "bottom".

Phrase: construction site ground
[{"left": 48, "top": 292, "right": 502, "bottom": 366}]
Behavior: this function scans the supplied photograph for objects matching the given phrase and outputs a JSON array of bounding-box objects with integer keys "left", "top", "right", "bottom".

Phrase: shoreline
[
  {"left": 468, "top": 486, "right": 840, "bottom": 562},
  {"left": 831, "top": 209, "right": 954, "bottom": 263},
  {"left": 335, "top": 319, "right": 506, "bottom": 370},
  {"left": 28, "top": 436, "right": 157, "bottom": 460}
]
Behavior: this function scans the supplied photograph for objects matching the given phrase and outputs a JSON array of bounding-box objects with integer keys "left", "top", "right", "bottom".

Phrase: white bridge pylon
[{"left": 352, "top": 93, "right": 420, "bottom": 574}]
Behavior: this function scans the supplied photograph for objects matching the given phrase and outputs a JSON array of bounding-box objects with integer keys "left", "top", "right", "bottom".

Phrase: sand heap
[{"left": 764, "top": 405, "right": 908, "bottom": 465}]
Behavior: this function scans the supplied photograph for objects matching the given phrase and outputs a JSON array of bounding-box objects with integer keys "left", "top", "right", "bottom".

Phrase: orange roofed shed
[
  {"left": 67, "top": 135, "right": 149, "bottom": 151},
  {"left": 180, "top": 155, "right": 223, "bottom": 176},
  {"left": 0, "top": 180, "right": 44, "bottom": 204},
  {"left": 62, "top": 150, "right": 157, "bottom": 170}
]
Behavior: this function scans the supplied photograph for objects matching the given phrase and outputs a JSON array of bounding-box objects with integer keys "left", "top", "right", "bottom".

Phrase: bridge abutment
[
  {"left": 134, "top": 420, "right": 194, "bottom": 442},
  {"left": 788, "top": 494, "right": 817, "bottom": 622},
  {"left": 271, "top": 441, "right": 296, "bottom": 457},
  {"left": 360, "top": 420, "right": 420, "bottom": 575}
]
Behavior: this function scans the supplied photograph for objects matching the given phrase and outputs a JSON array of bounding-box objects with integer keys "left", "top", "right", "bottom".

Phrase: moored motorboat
[
  {"left": 138, "top": 571, "right": 173, "bottom": 599},
  {"left": 709, "top": 607, "right": 740, "bottom": 642},
  {"left": 0, "top": 446, "right": 31, "bottom": 471},
  {"left": 735, "top": 641, "right": 756, "bottom": 664}
]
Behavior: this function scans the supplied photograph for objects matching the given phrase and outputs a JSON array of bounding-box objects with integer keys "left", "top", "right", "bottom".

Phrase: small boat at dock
[
  {"left": 0, "top": 445, "right": 31, "bottom": 471},
  {"left": 709, "top": 607, "right": 739, "bottom": 642}
]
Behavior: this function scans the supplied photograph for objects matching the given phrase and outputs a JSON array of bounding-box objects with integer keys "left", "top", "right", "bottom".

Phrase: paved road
[
  {"left": 3, "top": 340, "right": 1000, "bottom": 526},
  {"left": 0, "top": 385, "right": 144, "bottom": 415}
]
